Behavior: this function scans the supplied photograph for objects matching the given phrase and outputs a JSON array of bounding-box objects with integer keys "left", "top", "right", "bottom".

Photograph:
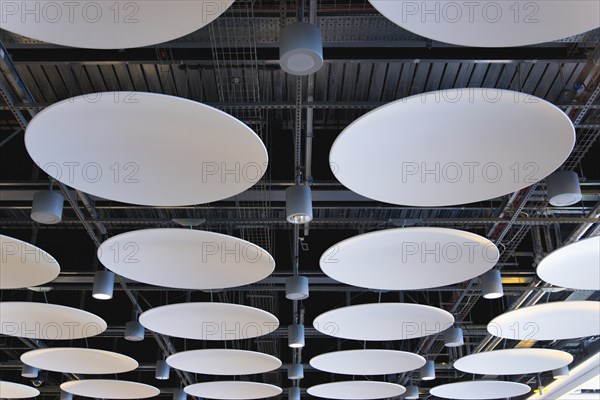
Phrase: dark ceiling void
[{"left": 1, "top": 1, "right": 599, "bottom": 400}]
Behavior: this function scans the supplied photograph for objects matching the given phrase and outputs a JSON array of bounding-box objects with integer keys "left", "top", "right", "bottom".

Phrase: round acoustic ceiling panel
[
  {"left": 21, "top": 348, "right": 138, "bottom": 374},
  {"left": 25, "top": 92, "right": 268, "bottom": 207},
  {"left": 0, "top": 302, "right": 107, "bottom": 340},
  {"left": 537, "top": 236, "right": 600, "bottom": 290},
  {"left": 61, "top": 380, "right": 159, "bottom": 399},
  {"left": 307, "top": 381, "right": 406, "bottom": 399},
  {"left": 488, "top": 301, "right": 600, "bottom": 341},
  {"left": 310, "top": 350, "right": 425, "bottom": 375},
  {"left": 0, "top": 234, "right": 60, "bottom": 289},
  {"left": 313, "top": 303, "right": 454, "bottom": 341},
  {"left": 320, "top": 227, "right": 498, "bottom": 290},
  {"left": 98, "top": 229, "right": 275, "bottom": 290},
  {"left": 329, "top": 89, "right": 574, "bottom": 207},
  {"left": 368, "top": 1, "right": 600, "bottom": 47},
  {"left": 167, "top": 349, "right": 282, "bottom": 375},
  {"left": 453, "top": 348, "right": 573, "bottom": 375},
  {"left": 139, "top": 303, "right": 279, "bottom": 340},
  {"left": 0, "top": 0, "right": 234, "bottom": 49},
  {"left": 0, "top": 381, "right": 40, "bottom": 399},
  {"left": 430, "top": 381, "right": 531, "bottom": 399},
  {"left": 184, "top": 382, "right": 282, "bottom": 400}
]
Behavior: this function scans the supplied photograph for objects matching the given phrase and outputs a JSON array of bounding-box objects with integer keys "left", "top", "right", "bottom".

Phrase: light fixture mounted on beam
[{"left": 286, "top": 184, "right": 313, "bottom": 224}]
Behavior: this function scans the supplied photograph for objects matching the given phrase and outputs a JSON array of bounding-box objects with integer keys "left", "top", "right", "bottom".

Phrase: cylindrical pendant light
[
  {"left": 60, "top": 390, "right": 73, "bottom": 400},
  {"left": 21, "top": 364, "right": 39, "bottom": 378},
  {"left": 31, "top": 190, "right": 64, "bottom": 224},
  {"left": 288, "top": 324, "right": 305, "bottom": 348},
  {"left": 124, "top": 320, "right": 145, "bottom": 341},
  {"left": 279, "top": 22, "right": 323, "bottom": 76},
  {"left": 92, "top": 270, "right": 115, "bottom": 300},
  {"left": 480, "top": 269, "right": 504, "bottom": 299},
  {"left": 405, "top": 385, "right": 419, "bottom": 399},
  {"left": 173, "top": 389, "right": 186, "bottom": 400},
  {"left": 420, "top": 360, "right": 435, "bottom": 381},
  {"left": 546, "top": 171, "right": 582, "bottom": 206},
  {"left": 155, "top": 359, "right": 170, "bottom": 380},
  {"left": 288, "top": 363, "right": 304, "bottom": 380},
  {"left": 288, "top": 386, "right": 301, "bottom": 400},
  {"left": 286, "top": 275, "right": 309, "bottom": 300},
  {"left": 286, "top": 185, "right": 313, "bottom": 224},
  {"left": 444, "top": 327, "right": 464, "bottom": 347},
  {"left": 552, "top": 365, "right": 569, "bottom": 379}
]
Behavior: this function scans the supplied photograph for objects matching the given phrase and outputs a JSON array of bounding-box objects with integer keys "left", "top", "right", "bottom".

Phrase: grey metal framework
[{"left": 0, "top": 0, "right": 599, "bottom": 398}]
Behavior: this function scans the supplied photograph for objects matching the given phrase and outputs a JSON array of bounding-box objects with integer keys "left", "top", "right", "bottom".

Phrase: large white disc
[
  {"left": 453, "top": 348, "right": 573, "bottom": 375},
  {"left": 430, "top": 381, "right": 531, "bottom": 399},
  {"left": 0, "top": 381, "right": 40, "bottom": 399},
  {"left": 98, "top": 229, "right": 274, "bottom": 290},
  {"left": 167, "top": 349, "right": 281, "bottom": 375},
  {"left": 313, "top": 303, "right": 454, "bottom": 341},
  {"left": 310, "top": 350, "right": 425, "bottom": 375},
  {"left": 25, "top": 92, "right": 268, "bottom": 206},
  {"left": 329, "top": 89, "right": 574, "bottom": 206},
  {"left": 184, "top": 382, "right": 282, "bottom": 399},
  {"left": 537, "top": 236, "right": 600, "bottom": 290},
  {"left": 368, "top": 1, "right": 600, "bottom": 47},
  {"left": 307, "top": 381, "right": 406, "bottom": 399},
  {"left": 61, "top": 380, "right": 159, "bottom": 399},
  {"left": 0, "top": 302, "right": 107, "bottom": 340},
  {"left": 488, "top": 301, "right": 600, "bottom": 341},
  {"left": 0, "top": 234, "right": 60, "bottom": 289},
  {"left": 140, "top": 303, "right": 279, "bottom": 340},
  {"left": 320, "top": 227, "right": 498, "bottom": 290},
  {"left": 0, "top": 1, "right": 234, "bottom": 49},
  {"left": 21, "top": 348, "right": 138, "bottom": 374}
]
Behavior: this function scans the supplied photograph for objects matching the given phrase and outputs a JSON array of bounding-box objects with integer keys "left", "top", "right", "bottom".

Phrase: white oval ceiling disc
[
  {"left": 430, "top": 381, "right": 531, "bottom": 399},
  {"left": 0, "top": 1, "right": 234, "bottom": 49},
  {"left": 184, "top": 382, "right": 282, "bottom": 400},
  {"left": 320, "top": 227, "right": 498, "bottom": 290},
  {"left": 453, "top": 348, "right": 573, "bottom": 375},
  {"left": 368, "top": 1, "right": 600, "bottom": 47},
  {"left": 0, "top": 302, "right": 107, "bottom": 340},
  {"left": 537, "top": 236, "right": 600, "bottom": 290},
  {"left": 139, "top": 303, "right": 279, "bottom": 340},
  {"left": 25, "top": 92, "right": 268, "bottom": 207},
  {"left": 0, "top": 381, "right": 40, "bottom": 399},
  {"left": 0, "top": 234, "right": 60, "bottom": 289},
  {"left": 310, "top": 350, "right": 425, "bottom": 375},
  {"left": 487, "top": 301, "right": 600, "bottom": 341},
  {"left": 61, "top": 380, "right": 159, "bottom": 399},
  {"left": 98, "top": 229, "right": 275, "bottom": 290},
  {"left": 313, "top": 303, "right": 454, "bottom": 341},
  {"left": 21, "top": 348, "right": 138, "bottom": 374},
  {"left": 307, "top": 381, "right": 406, "bottom": 399},
  {"left": 329, "top": 89, "right": 574, "bottom": 207},
  {"left": 167, "top": 349, "right": 282, "bottom": 375}
]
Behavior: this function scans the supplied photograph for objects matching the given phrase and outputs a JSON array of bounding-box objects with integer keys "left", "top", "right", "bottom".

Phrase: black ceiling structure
[{"left": 1, "top": 1, "right": 599, "bottom": 399}]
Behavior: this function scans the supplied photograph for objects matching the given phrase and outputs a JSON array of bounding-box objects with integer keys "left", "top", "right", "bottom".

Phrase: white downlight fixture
[
  {"left": 288, "top": 324, "right": 305, "bottom": 348},
  {"left": 444, "top": 327, "right": 464, "bottom": 348},
  {"left": 279, "top": 22, "right": 323, "bottom": 76},
  {"left": 286, "top": 185, "right": 313, "bottom": 224},
  {"left": 31, "top": 190, "right": 64, "bottom": 224},
  {"left": 286, "top": 275, "right": 310, "bottom": 300},
  {"left": 546, "top": 171, "right": 582, "bottom": 206},
  {"left": 92, "top": 270, "right": 115, "bottom": 300},
  {"left": 420, "top": 360, "right": 435, "bottom": 381},
  {"left": 480, "top": 270, "right": 504, "bottom": 299}
]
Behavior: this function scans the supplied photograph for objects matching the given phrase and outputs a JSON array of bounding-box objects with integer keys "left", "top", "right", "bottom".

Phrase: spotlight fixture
[
  {"left": 286, "top": 184, "right": 313, "bottom": 224},
  {"left": 405, "top": 385, "right": 419, "bottom": 399},
  {"left": 288, "top": 324, "right": 305, "bottom": 348},
  {"left": 546, "top": 171, "right": 582, "bottom": 206},
  {"left": 279, "top": 22, "right": 323, "bottom": 76},
  {"left": 31, "top": 190, "right": 64, "bottom": 224},
  {"left": 444, "top": 327, "right": 464, "bottom": 348},
  {"left": 288, "top": 363, "right": 304, "bottom": 380},
  {"left": 420, "top": 360, "right": 435, "bottom": 381},
  {"left": 480, "top": 270, "right": 504, "bottom": 299},
  {"left": 124, "top": 320, "right": 145, "bottom": 342},
  {"left": 286, "top": 275, "right": 309, "bottom": 300},
  {"left": 155, "top": 359, "right": 170, "bottom": 380},
  {"left": 60, "top": 390, "right": 73, "bottom": 400},
  {"left": 21, "top": 364, "right": 39, "bottom": 378},
  {"left": 288, "top": 387, "right": 301, "bottom": 400},
  {"left": 92, "top": 270, "right": 115, "bottom": 300},
  {"left": 552, "top": 365, "right": 569, "bottom": 379},
  {"left": 173, "top": 389, "right": 186, "bottom": 400}
]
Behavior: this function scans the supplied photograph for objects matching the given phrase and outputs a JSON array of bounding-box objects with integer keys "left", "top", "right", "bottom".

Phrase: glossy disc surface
[
  {"left": 453, "top": 348, "right": 573, "bottom": 375},
  {"left": 184, "top": 382, "right": 282, "bottom": 399},
  {"left": 21, "top": 348, "right": 138, "bottom": 374},
  {"left": 61, "top": 380, "right": 159, "bottom": 399},
  {"left": 307, "top": 381, "right": 406, "bottom": 399},
  {"left": 0, "top": 234, "right": 60, "bottom": 289},
  {"left": 167, "top": 349, "right": 281, "bottom": 375},
  {"left": 310, "top": 350, "right": 425, "bottom": 375}
]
